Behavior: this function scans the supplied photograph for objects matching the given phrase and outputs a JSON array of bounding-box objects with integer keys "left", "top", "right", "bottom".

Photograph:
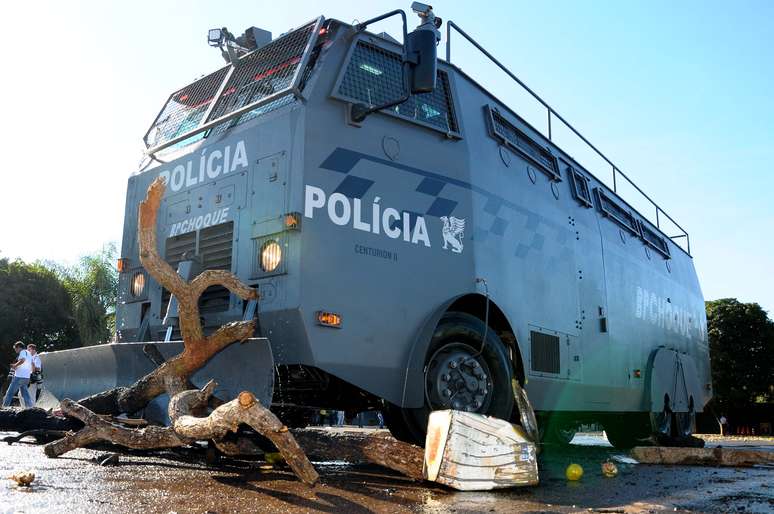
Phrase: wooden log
[
  {"left": 170, "top": 388, "right": 319, "bottom": 486},
  {"left": 291, "top": 429, "right": 425, "bottom": 481},
  {"left": 424, "top": 410, "right": 539, "bottom": 491},
  {"left": 631, "top": 446, "right": 774, "bottom": 467}
]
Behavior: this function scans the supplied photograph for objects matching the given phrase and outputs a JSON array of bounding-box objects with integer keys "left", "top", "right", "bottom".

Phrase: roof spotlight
[{"left": 208, "top": 28, "right": 227, "bottom": 47}]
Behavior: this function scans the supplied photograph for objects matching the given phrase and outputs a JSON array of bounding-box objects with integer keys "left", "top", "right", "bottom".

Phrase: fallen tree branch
[
  {"left": 41, "top": 178, "right": 319, "bottom": 486},
  {"left": 171, "top": 388, "right": 319, "bottom": 486},
  {"left": 44, "top": 399, "right": 188, "bottom": 457},
  {"left": 75, "top": 177, "right": 258, "bottom": 416},
  {"left": 46, "top": 381, "right": 319, "bottom": 485},
  {"left": 292, "top": 429, "right": 424, "bottom": 480}
]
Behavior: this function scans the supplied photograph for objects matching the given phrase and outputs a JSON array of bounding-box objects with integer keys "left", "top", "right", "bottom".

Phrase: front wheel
[{"left": 386, "top": 312, "right": 515, "bottom": 446}]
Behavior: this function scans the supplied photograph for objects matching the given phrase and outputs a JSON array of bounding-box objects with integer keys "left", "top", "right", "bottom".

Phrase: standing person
[
  {"left": 26, "top": 343, "right": 42, "bottom": 406},
  {"left": 2, "top": 342, "right": 33, "bottom": 408}
]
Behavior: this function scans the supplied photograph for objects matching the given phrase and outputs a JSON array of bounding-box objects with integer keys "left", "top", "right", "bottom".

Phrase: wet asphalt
[{"left": 1, "top": 431, "right": 772, "bottom": 513}]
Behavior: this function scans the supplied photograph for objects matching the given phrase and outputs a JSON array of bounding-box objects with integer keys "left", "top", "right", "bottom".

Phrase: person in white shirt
[
  {"left": 26, "top": 343, "right": 42, "bottom": 407},
  {"left": 2, "top": 342, "right": 33, "bottom": 408}
]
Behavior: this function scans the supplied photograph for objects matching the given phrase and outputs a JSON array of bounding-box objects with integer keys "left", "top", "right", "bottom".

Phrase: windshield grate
[
  {"left": 206, "top": 23, "right": 314, "bottom": 122},
  {"left": 146, "top": 67, "right": 230, "bottom": 150},
  {"left": 144, "top": 18, "right": 322, "bottom": 154}
]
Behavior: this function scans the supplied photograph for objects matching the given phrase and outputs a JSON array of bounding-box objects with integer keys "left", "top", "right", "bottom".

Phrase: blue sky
[{"left": 1, "top": 1, "right": 772, "bottom": 313}]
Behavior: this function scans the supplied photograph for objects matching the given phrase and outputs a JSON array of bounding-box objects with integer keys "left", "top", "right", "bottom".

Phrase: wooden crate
[{"left": 424, "top": 410, "right": 539, "bottom": 490}]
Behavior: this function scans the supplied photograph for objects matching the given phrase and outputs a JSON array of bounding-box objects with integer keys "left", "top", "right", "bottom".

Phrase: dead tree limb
[
  {"left": 43, "top": 178, "right": 318, "bottom": 485},
  {"left": 77, "top": 178, "right": 259, "bottom": 416},
  {"left": 170, "top": 387, "right": 319, "bottom": 485},
  {"left": 44, "top": 399, "right": 189, "bottom": 457},
  {"left": 46, "top": 383, "right": 319, "bottom": 485},
  {"left": 292, "top": 429, "right": 425, "bottom": 481}
]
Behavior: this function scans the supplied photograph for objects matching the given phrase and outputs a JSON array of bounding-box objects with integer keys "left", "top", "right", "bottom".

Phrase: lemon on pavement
[{"left": 565, "top": 463, "right": 583, "bottom": 481}]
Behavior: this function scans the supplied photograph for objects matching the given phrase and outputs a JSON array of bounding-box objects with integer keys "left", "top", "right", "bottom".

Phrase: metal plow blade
[{"left": 40, "top": 338, "right": 274, "bottom": 424}]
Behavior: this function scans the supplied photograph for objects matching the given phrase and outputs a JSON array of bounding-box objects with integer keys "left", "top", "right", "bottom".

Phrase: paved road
[{"left": 1, "top": 431, "right": 772, "bottom": 513}]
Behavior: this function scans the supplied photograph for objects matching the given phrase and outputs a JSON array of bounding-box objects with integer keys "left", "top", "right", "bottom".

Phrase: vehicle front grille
[{"left": 161, "top": 221, "right": 234, "bottom": 315}]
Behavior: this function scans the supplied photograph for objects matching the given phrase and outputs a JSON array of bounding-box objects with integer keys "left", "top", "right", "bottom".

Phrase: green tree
[
  {"left": 56, "top": 244, "right": 119, "bottom": 346},
  {"left": 706, "top": 298, "right": 774, "bottom": 410},
  {"left": 0, "top": 256, "right": 79, "bottom": 364}
]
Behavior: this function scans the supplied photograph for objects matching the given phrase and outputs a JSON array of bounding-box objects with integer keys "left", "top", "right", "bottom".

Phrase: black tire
[
  {"left": 383, "top": 402, "right": 417, "bottom": 443},
  {"left": 389, "top": 312, "right": 515, "bottom": 446},
  {"left": 604, "top": 413, "right": 653, "bottom": 449}
]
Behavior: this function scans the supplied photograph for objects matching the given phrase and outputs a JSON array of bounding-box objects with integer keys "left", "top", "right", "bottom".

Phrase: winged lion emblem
[{"left": 440, "top": 216, "right": 465, "bottom": 254}]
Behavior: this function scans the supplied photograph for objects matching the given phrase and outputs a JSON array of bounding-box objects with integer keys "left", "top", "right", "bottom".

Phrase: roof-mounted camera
[{"left": 411, "top": 2, "right": 442, "bottom": 39}]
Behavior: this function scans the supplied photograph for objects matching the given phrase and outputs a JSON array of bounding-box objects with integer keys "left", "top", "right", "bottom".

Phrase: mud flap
[
  {"left": 649, "top": 348, "right": 703, "bottom": 414},
  {"left": 40, "top": 338, "right": 274, "bottom": 424}
]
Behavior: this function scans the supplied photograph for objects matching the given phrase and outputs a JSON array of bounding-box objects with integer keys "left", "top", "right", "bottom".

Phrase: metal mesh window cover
[
  {"left": 145, "top": 19, "right": 321, "bottom": 152},
  {"left": 252, "top": 232, "right": 288, "bottom": 278},
  {"left": 145, "top": 67, "right": 230, "bottom": 149},
  {"left": 336, "top": 41, "right": 459, "bottom": 134},
  {"left": 487, "top": 106, "right": 560, "bottom": 181},
  {"left": 594, "top": 188, "right": 641, "bottom": 237},
  {"left": 530, "top": 331, "right": 561, "bottom": 374},
  {"left": 567, "top": 165, "right": 593, "bottom": 208},
  {"left": 206, "top": 22, "right": 315, "bottom": 122},
  {"left": 639, "top": 220, "right": 671, "bottom": 259},
  {"left": 162, "top": 221, "right": 235, "bottom": 314}
]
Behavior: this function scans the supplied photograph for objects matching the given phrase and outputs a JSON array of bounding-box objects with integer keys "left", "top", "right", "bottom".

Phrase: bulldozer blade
[{"left": 39, "top": 338, "right": 274, "bottom": 424}]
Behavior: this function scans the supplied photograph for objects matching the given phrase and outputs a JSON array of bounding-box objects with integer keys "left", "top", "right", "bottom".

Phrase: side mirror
[{"left": 406, "top": 28, "right": 437, "bottom": 94}]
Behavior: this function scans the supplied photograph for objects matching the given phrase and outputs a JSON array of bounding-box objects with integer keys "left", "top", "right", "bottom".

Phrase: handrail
[{"left": 445, "top": 21, "right": 691, "bottom": 255}]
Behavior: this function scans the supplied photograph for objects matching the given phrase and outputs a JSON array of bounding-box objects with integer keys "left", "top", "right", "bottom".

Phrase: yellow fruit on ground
[{"left": 565, "top": 463, "right": 583, "bottom": 481}]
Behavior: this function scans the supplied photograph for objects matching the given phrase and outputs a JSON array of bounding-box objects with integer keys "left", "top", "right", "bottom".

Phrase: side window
[
  {"left": 336, "top": 41, "right": 459, "bottom": 134},
  {"left": 566, "top": 163, "right": 593, "bottom": 208},
  {"left": 486, "top": 105, "right": 560, "bottom": 181},
  {"left": 594, "top": 188, "right": 641, "bottom": 236}
]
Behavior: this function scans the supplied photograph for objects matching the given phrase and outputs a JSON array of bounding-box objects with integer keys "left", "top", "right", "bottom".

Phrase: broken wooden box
[{"left": 424, "top": 410, "right": 539, "bottom": 490}]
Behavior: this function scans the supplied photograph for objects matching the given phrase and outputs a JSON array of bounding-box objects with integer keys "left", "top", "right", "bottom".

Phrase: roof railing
[{"left": 445, "top": 20, "right": 691, "bottom": 255}]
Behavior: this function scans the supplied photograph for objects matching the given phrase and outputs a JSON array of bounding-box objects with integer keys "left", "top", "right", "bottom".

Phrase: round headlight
[
  {"left": 130, "top": 272, "right": 146, "bottom": 297},
  {"left": 260, "top": 240, "right": 282, "bottom": 272}
]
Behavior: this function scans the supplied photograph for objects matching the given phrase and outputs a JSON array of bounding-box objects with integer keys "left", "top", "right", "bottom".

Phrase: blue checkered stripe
[{"left": 319, "top": 148, "right": 573, "bottom": 261}]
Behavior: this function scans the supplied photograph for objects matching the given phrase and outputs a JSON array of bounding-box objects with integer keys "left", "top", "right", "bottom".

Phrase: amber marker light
[
  {"left": 284, "top": 212, "right": 301, "bottom": 230},
  {"left": 316, "top": 311, "right": 342, "bottom": 328},
  {"left": 117, "top": 258, "right": 129, "bottom": 273}
]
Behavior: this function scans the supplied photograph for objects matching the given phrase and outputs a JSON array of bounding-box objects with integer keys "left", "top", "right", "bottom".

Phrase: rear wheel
[{"left": 386, "top": 312, "right": 515, "bottom": 446}]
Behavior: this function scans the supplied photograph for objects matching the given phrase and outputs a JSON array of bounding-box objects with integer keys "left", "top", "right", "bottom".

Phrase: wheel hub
[{"left": 426, "top": 344, "right": 493, "bottom": 413}]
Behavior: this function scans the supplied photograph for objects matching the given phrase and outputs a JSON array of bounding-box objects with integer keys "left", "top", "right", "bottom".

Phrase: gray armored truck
[{"left": 43, "top": 5, "right": 711, "bottom": 448}]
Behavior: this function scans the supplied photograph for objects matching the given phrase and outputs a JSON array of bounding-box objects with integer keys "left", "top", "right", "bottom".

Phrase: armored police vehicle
[{"left": 45, "top": 4, "right": 711, "bottom": 448}]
